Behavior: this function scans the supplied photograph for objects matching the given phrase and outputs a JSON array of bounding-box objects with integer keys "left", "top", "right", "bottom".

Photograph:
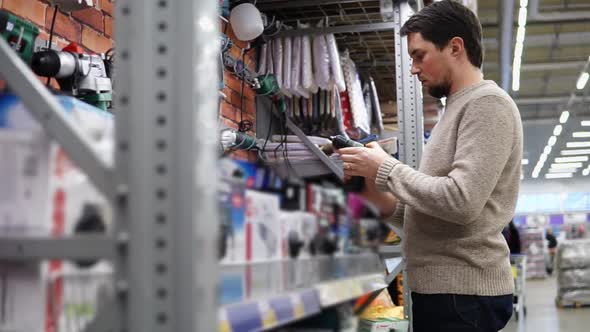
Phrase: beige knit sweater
[{"left": 376, "top": 80, "right": 522, "bottom": 296}]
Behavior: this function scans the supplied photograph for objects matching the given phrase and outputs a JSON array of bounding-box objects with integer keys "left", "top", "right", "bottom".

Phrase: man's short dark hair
[{"left": 400, "top": 0, "right": 483, "bottom": 68}]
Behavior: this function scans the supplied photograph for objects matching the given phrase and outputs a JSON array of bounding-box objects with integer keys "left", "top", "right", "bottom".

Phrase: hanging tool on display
[
  {"left": 31, "top": 42, "right": 113, "bottom": 111},
  {"left": 0, "top": 10, "right": 40, "bottom": 64},
  {"left": 331, "top": 135, "right": 366, "bottom": 192}
]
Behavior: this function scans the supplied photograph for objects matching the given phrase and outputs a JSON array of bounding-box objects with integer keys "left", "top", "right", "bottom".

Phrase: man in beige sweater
[{"left": 338, "top": 1, "right": 522, "bottom": 331}]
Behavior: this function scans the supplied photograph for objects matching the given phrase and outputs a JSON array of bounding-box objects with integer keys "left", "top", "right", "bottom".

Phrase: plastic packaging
[
  {"left": 258, "top": 42, "right": 267, "bottom": 75},
  {"left": 312, "top": 34, "right": 331, "bottom": 90},
  {"left": 266, "top": 39, "right": 274, "bottom": 74},
  {"left": 301, "top": 34, "right": 317, "bottom": 94},
  {"left": 342, "top": 53, "right": 370, "bottom": 134},
  {"left": 326, "top": 34, "right": 346, "bottom": 92},
  {"left": 369, "top": 77, "right": 384, "bottom": 134},
  {"left": 273, "top": 38, "right": 283, "bottom": 90},
  {"left": 282, "top": 37, "right": 293, "bottom": 96},
  {"left": 292, "top": 36, "right": 309, "bottom": 99}
]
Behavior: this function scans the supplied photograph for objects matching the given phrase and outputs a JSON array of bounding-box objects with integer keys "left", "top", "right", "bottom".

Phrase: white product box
[{"left": 245, "top": 190, "right": 281, "bottom": 262}]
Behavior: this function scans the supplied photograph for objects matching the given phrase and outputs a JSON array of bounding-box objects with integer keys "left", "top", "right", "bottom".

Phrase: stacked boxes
[
  {"left": 520, "top": 228, "right": 547, "bottom": 279},
  {"left": 556, "top": 239, "right": 590, "bottom": 306}
]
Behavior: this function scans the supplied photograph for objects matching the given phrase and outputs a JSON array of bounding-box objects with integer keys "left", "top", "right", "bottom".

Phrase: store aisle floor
[{"left": 502, "top": 276, "right": 590, "bottom": 332}]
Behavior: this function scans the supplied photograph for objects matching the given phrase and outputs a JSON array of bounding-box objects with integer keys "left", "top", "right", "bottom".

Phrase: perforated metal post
[
  {"left": 114, "top": 1, "right": 219, "bottom": 331},
  {"left": 394, "top": 0, "right": 423, "bottom": 170},
  {"left": 393, "top": 1, "right": 423, "bottom": 330}
]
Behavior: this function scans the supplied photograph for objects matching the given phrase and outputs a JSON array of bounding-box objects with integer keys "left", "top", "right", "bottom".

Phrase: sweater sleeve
[
  {"left": 375, "top": 95, "right": 515, "bottom": 225},
  {"left": 381, "top": 203, "right": 405, "bottom": 229}
]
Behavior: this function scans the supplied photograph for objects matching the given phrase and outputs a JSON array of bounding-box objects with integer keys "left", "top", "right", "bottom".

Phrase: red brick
[
  {"left": 230, "top": 90, "right": 242, "bottom": 109},
  {"left": 81, "top": 26, "right": 112, "bottom": 53},
  {"left": 104, "top": 14, "right": 113, "bottom": 37},
  {"left": 247, "top": 151, "right": 258, "bottom": 163},
  {"left": 230, "top": 150, "right": 249, "bottom": 161},
  {"left": 221, "top": 118, "right": 238, "bottom": 130},
  {"left": 224, "top": 72, "right": 244, "bottom": 93},
  {"left": 72, "top": 8, "right": 103, "bottom": 32},
  {"left": 245, "top": 99, "right": 256, "bottom": 116},
  {"left": 220, "top": 101, "right": 236, "bottom": 122},
  {"left": 37, "top": 30, "right": 69, "bottom": 49},
  {"left": 0, "top": 79, "right": 6, "bottom": 91},
  {"left": 244, "top": 85, "right": 256, "bottom": 101},
  {"left": 46, "top": 7, "right": 81, "bottom": 43},
  {"left": 99, "top": 0, "right": 113, "bottom": 16},
  {"left": 3, "top": 0, "right": 47, "bottom": 27}
]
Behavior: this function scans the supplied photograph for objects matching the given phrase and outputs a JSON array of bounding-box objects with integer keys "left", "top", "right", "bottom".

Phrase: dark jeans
[{"left": 412, "top": 292, "right": 513, "bottom": 332}]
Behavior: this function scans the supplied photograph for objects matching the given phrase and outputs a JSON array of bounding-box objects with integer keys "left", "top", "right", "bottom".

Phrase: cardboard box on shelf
[{"left": 245, "top": 190, "right": 281, "bottom": 262}]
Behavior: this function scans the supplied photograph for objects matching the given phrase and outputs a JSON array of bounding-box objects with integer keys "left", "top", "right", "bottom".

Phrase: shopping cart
[
  {"left": 510, "top": 254, "right": 527, "bottom": 322},
  {"left": 46, "top": 267, "right": 113, "bottom": 332}
]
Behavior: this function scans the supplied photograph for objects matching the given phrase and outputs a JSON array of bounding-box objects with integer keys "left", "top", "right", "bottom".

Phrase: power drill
[
  {"left": 331, "top": 135, "right": 365, "bottom": 192},
  {"left": 31, "top": 43, "right": 113, "bottom": 111},
  {"left": 0, "top": 10, "right": 39, "bottom": 64}
]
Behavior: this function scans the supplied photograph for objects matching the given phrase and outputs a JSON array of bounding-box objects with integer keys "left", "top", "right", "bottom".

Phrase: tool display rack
[{"left": 0, "top": 0, "right": 423, "bottom": 331}]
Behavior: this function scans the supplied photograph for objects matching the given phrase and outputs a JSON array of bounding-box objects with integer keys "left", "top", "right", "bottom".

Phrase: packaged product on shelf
[
  {"left": 218, "top": 180, "right": 247, "bottom": 263},
  {"left": 219, "top": 265, "right": 246, "bottom": 306},
  {"left": 245, "top": 190, "right": 281, "bottom": 261},
  {"left": 0, "top": 93, "right": 113, "bottom": 332}
]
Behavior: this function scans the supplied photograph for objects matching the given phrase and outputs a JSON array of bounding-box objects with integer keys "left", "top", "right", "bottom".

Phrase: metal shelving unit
[{"left": 0, "top": 0, "right": 423, "bottom": 331}]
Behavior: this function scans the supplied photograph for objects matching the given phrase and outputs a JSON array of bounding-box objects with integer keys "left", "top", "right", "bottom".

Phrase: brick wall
[
  {"left": 220, "top": 20, "right": 258, "bottom": 162},
  {"left": 1, "top": 1, "right": 257, "bottom": 161},
  {"left": 2, "top": 0, "right": 114, "bottom": 53}
]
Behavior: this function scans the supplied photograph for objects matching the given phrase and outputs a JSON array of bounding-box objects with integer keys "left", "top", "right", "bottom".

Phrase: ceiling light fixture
[
  {"left": 583, "top": 169, "right": 590, "bottom": 176},
  {"left": 548, "top": 168, "right": 578, "bottom": 174},
  {"left": 550, "top": 162, "right": 583, "bottom": 169},
  {"left": 544, "top": 146, "right": 552, "bottom": 154},
  {"left": 573, "top": 132, "right": 590, "bottom": 138},
  {"left": 555, "top": 156, "right": 589, "bottom": 163},
  {"left": 553, "top": 125, "right": 563, "bottom": 136},
  {"left": 559, "top": 111, "right": 570, "bottom": 124},
  {"left": 561, "top": 149, "right": 590, "bottom": 155},
  {"left": 521, "top": 159, "right": 529, "bottom": 165},
  {"left": 545, "top": 173, "right": 574, "bottom": 179},
  {"left": 582, "top": 121, "right": 590, "bottom": 127},
  {"left": 512, "top": 1, "right": 528, "bottom": 92},
  {"left": 548, "top": 136, "right": 557, "bottom": 146},
  {"left": 567, "top": 142, "right": 590, "bottom": 148},
  {"left": 577, "top": 72, "right": 589, "bottom": 90}
]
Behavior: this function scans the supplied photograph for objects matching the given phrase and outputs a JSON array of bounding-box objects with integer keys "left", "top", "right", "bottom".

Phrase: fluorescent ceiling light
[
  {"left": 584, "top": 169, "right": 590, "bottom": 176},
  {"left": 520, "top": 173, "right": 524, "bottom": 180},
  {"left": 550, "top": 162, "right": 583, "bottom": 169},
  {"left": 545, "top": 173, "right": 573, "bottom": 179},
  {"left": 577, "top": 72, "right": 589, "bottom": 90},
  {"left": 582, "top": 121, "right": 590, "bottom": 127},
  {"left": 544, "top": 146, "right": 552, "bottom": 154},
  {"left": 567, "top": 142, "right": 590, "bottom": 148},
  {"left": 516, "top": 26, "right": 526, "bottom": 44},
  {"left": 521, "top": 159, "right": 529, "bottom": 165},
  {"left": 553, "top": 125, "right": 562, "bottom": 136},
  {"left": 573, "top": 132, "right": 590, "bottom": 138},
  {"left": 548, "top": 168, "right": 578, "bottom": 174},
  {"left": 548, "top": 136, "right": 557, "bottom": 146},
  {"left": 518, "top": 8, "right": 527, "bottom": 27},
  {"left": 520, "top": 0, "right": 528, "bottom": 7},
  {"left": 539, "top": 154, "right": 548, "bottom": 163},
  {"left": 561, "top": 149, "right": 590, "bottom": 155},
  {"left": 560, "top": 111, "right": 570, "bottom": 124},
  {"left": 555, "top": 156, "right": 589, "bottom": 163}
]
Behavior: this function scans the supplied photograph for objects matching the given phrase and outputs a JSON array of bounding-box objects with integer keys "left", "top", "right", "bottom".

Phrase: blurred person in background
[
  {"left": 546, "top": 228, "right": 557, "bottom": 275},
  {"left": 502, "top": 220, "right": 521, "bottom": 254}
]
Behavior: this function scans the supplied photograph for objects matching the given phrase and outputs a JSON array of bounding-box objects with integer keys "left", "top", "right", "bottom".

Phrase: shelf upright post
[
  {"left": 392, "top": 1, "right": 423, "bottom": 330},
  {"left": 113, "top": 0, "right": 219, "bottom": 331},
  {"left": 394, "top": 0, "right": 424, "bottom": 170}
]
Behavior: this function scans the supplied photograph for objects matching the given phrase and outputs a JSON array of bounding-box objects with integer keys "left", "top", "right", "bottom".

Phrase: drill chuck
[{"left": 31, "top": 50, "right": 77, "bottom": 78}]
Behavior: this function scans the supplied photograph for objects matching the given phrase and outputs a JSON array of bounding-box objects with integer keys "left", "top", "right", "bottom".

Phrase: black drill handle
[{"left": 331, "top": 135, "right": 365, "bottom": 192}]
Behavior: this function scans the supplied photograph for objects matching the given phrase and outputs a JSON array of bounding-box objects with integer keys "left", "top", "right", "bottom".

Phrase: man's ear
[{"left": 449, "top": 37, "right": 465, "bottom": 58}]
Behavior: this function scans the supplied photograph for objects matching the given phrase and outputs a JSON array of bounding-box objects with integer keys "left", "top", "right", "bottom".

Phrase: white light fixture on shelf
[
  {"left": 545, "top": 173, "right": 574, "bottom": 179},
  {"left": 577, "top": 72, "right": 589, "bottom": 90},
  {"left": 229, "top": 2, "right": 264, "bottom": 41},
  {"left": 582, "top": 121, "right": 590, "bottom": 127},
  {"left": 559, "top": 111, "right": 570, "bottom": 124},
  {"left": 561, "top": 149, "right": 590, "bottom": 155},
  {"left": 548, "top": 168, "right": 578, "bottom": 174},
  {"left": 553, "top": 125, "right": 563, "bottom": 136},
  {"left": 548, "top": 136, "right": 557, "bottom": 146},
  {"left": 573, "top": 132, "right": 590, "bottom": 138},
  {"left": 555, "top": 156, "right": 589, "bottom": 163},
  {"left": 550, "top": 162, "right": 583, "bottom": 169},
  {"left": 521, "top": 159, "right": 529, "bottom": 165},
  {"left": 567, "top": 142, "right": 590, "bottom": 148},
  {"left": 544, "top": 146, "right": 552, "bottom": 154}
]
